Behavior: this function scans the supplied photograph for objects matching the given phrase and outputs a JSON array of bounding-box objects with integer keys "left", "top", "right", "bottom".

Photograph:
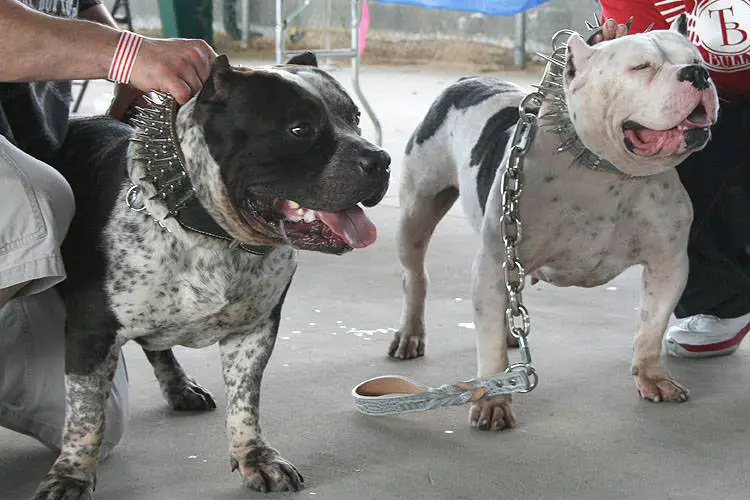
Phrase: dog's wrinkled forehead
[
  {"left": 596, "top": 31, "right": 701, "bottom": 69},
  {"left": 262, "top": 65, "right": 359, "bottom": 120}
]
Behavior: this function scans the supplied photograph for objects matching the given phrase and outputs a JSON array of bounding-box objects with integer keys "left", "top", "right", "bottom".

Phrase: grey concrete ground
[{"left": 2, "top": 61, "right": 750, "bottom": 500}]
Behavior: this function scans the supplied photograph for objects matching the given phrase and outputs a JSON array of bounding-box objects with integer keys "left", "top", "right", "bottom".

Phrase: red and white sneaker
[{"left": 664, "top": 312, "right": 750, "bottom": 358}]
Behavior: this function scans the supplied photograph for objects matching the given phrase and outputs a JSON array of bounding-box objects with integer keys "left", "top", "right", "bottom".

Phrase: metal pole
[
  {"left": 241, "top": 0, "right": 250, "bottom": 49},
  {"left": 351, "top": 0, "right": 382, "bottom": 146},
  {"left": 275, "top": 0, "right": 284, "bottom": 64},
  {"left": 514, "top": 11, "right": 527, "bottom": 69},
  {"left": 324, "top": 0, "right": 333, "bottom": 68}
]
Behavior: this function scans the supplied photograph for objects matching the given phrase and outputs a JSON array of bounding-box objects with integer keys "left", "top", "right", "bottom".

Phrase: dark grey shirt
[{"left": 0, "top": 0, "right": 101, "bottom": 165}]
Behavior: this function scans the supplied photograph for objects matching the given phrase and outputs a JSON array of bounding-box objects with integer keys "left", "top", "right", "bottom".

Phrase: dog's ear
[
  {"left": 670, "top": 13, "right": 689, "bottom": 37},
  {"left": 286, "top": 51, "right": 318, "bottom": 67},
  {"left": 565, "top": 33, "right": 594, "bottom": 80},
  {"left": 199, "top": 55, "right": 233, "bottom": 103}
]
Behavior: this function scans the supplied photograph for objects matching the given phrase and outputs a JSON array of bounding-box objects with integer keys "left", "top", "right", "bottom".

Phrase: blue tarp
[{"left": 374, "top": 0, "right": 550, "bottom": 16}]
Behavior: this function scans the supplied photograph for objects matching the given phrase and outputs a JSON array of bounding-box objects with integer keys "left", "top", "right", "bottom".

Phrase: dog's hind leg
[
  {"left": 632, "top": 253, "right": 690, "bottom": 403},
  {"left": 390, "top": 151, "right": 459, "bottom": 359},
  {"left": 143, "top": 348, "right": 217, "bottom": 411},
  {"left": 220, "top": 282, "right": 304, "bottom": 493},
  {"left": 33, "top": 322, "right": 121, "bottom": 500}
]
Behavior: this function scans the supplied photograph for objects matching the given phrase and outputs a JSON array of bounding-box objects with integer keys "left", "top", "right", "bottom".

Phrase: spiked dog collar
[
  {"left": 532, "top": 18, "right": 657, "bottom": 177},
  {"left": 127, "top": 92, "right": 273, "bottom": 256},
  {"left": 534, "top": 29, "right": 633, "bottom": 178}
]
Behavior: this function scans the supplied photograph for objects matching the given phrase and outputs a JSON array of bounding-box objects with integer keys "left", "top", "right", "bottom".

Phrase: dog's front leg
[
  {"left": 219, "top": 319, "right": 303, "bottom": 492},
  {"left": 33, "top": 344, "right": 121, "bottom": 499},
  {"left": 469, "top": 242, "right": 516, "bottom": 431},
  {"left": 143, "top": 348, "right": 217, "bottom": 411},
  {"left": 632, "top": 253, "right": 690, "bottom": 402}
]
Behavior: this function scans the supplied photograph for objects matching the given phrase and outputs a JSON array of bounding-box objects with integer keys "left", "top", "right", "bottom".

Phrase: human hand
[
  {"left": 128, "top": 37, "right": 217, "bottom": 105},
  {"left": 588, "top": 17, "right": 631, "bottom": 45}
]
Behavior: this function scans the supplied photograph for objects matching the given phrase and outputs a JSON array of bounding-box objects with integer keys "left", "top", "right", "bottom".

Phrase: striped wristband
[{"left": 108, "top": 31, "right": 144, "bottom": 84}]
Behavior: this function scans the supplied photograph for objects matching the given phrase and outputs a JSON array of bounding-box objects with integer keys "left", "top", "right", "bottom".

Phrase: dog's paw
[
  {"left": 635, "top": 376, "right": 690, "bottom": 403},
  {"left": 635, "top": 373, "right": 690, "bottom": 403},
  {"left": 164, "top": 377, "right": 217, "bottom": 411},
  {"left": 231, "top": 447, "right": 304, "bottom": 492},
  {"left": 469, "top": 395, "right": 516, "bottom": 431},
  {"left": 33, "top": 474, "right": 94, "bottom": 500},
  {"left": 388, "top": 329, "right": 425, "bottom": 359}
]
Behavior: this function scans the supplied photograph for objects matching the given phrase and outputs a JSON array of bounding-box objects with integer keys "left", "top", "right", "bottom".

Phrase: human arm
[
  {"left": 76, "top": 1, "right": 150, "bottom": 119},
  {"left": 0, "top": 0, "right": 216, "bottom": 104}
]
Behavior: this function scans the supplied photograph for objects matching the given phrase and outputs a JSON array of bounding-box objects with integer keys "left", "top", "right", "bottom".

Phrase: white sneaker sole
[{"left": 664, "top": 321, "right": 750, "bottom": 359}]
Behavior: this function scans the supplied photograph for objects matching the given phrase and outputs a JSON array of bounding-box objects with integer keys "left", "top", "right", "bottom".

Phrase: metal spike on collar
[
  {"left": 536, "top": 52, "right": 565, "bottom": 67},
  {"left": 129, "top": 91, "right": 195, "bottom": 217},
  {"left": 532, "top": 84, "right": 565, "bottom": 96},
  {"left": 586, "top": 13, "right": 602, "bottom": 30}
]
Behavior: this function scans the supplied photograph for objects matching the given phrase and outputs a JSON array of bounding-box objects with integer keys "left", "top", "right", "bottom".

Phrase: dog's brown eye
[
  {"left": 631, "top": 62, "right": 651, "bottom": 71},
  {"left": 290, "top": 123, "right": 312, "bottom": 138}
]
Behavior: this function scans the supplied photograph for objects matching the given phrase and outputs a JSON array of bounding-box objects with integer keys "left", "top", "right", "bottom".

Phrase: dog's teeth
[
  {"left": 296, "top": 208, "right": 304, "bottom": 216},
  {"left": 303, "top": 210, "right": 316, "bottom": 223},
  {"left": 288, "top": 201, "right": 300, "bottom": 209}
]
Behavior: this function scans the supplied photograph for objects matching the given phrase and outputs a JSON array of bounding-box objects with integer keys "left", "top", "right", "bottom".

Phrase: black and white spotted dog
[
  {"left": 33, "top": 53, "right": 390, "bottom": 498},
  {"left": 390, "top": 19, "right": 719, "bottom": 430}
]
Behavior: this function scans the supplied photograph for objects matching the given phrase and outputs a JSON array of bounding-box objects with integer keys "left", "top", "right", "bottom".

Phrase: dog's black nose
[
  {"left": 359, "top": 149, "right": 391, "bottom": 175},
  {"left": 678, "top": 64, "right": 711, "bottom": 90}
]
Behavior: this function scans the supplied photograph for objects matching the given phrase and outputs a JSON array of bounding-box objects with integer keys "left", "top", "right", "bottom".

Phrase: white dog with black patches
[{"left": 390, "top": 16, "right": 719, "bottom": 431}]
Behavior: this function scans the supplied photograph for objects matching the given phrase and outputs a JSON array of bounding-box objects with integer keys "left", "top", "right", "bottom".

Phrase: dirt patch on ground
[{"left": 144, "top": 28, "right": 546, "bottom": 74}]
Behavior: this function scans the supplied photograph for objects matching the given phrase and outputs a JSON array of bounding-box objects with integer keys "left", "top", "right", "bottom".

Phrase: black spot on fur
[
  {"left": 471, "top": 106, "right": 520, "bottom": 212},
  {"left": 405, "top": 77, "right": 518, "bottom": 154},
  {"left": 55, "top": 117, "right": 132, "bottom": 374},
  {"left": 674, "top": 13, "right": 688, "bottom": 37},
  {"left": 404, "top": 131, "right": 416, "bottom": 155},
  {"left": 566, "top": 54, "right": 576, "bottom": 80}
]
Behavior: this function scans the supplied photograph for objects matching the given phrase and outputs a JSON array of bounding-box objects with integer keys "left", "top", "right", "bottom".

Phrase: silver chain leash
[
  {"left": 352, "top": 95, "right": 543, "bottom": 416},
  {"left": 498, "top": 91, "right": 543, "bottom": 390}
]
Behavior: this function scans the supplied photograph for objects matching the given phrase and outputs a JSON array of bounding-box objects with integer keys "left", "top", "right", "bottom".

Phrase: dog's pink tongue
[
  {"left": 317, "top": 206, "right": 377, "bottom": 248},
  {"left": 624, "top": 127, "right": 684, "bottom": 156}
]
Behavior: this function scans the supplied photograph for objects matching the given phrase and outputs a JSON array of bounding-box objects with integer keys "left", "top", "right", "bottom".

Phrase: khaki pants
[{"left": 0, "top": 134, "right": 129, "bottom": 459}]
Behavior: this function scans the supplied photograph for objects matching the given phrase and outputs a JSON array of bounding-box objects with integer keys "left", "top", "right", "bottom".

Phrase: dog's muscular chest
[
  {"left": 517, "top": 168, "right": 692, "bottom": 287},
  {"left": 104, "top": 212, "right": 296, "bottom": 350}
]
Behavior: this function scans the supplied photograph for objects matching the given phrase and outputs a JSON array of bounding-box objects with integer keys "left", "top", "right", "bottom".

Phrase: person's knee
[
  {"left": 29, "top": 162, "right": 75, "bottom": 243},
  {"left": 0, "top": 138, "right": 75, "bottom": 248}
]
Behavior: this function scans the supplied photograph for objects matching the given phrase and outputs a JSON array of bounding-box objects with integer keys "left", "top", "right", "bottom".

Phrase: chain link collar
[{"left": 126, "top": 92, "right": 272, "bottom": 256}]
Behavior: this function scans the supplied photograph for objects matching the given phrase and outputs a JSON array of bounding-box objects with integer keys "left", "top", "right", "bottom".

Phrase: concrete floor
[{"left": 2, "top": 61, "right": 749, "bottom": 500}]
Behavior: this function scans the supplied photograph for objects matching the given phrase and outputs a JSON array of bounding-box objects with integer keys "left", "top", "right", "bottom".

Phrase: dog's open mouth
[
  {"left": 245, "top": 196, "right": 377, "bottom": 254},
  {"left": 622, "top": 103, "right": 713, "bottom": 157}
]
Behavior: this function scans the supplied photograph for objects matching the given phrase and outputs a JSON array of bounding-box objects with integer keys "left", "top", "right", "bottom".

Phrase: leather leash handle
[{"left": 352, "top": 371, "right": 530, "bottom": 417}]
